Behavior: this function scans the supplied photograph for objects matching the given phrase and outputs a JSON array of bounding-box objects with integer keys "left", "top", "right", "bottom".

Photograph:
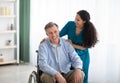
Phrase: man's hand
[
  {"left": 55, "top": 72, "right": 66, "bottom": 83},
  {"left": 74, "top": 69, "right": 84, "bottom": 83}
]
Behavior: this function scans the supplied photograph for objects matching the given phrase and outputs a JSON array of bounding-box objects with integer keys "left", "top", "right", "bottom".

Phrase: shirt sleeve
[
  {"left": 38, "top": 44, "right": 58, "bottom": 76},
  {"left": 67, "top": 42, "right": 83, "bottom": 69},
  {"left": 59, "top": 21, "right": 70, "bottom": 37}
]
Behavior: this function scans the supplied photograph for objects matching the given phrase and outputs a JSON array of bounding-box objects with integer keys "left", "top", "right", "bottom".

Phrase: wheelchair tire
[{"left": 28, "top": 71, "right": 38, "bottom": 83}]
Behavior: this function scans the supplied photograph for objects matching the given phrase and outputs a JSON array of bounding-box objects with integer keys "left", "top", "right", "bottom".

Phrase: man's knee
[{"left": 40, "top": 73, "right": 56, "bottom": 83}]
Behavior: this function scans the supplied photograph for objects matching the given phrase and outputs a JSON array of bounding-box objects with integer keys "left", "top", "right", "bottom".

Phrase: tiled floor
[{"left": 0, "top": 63, "right": 36, "bottom": 83}]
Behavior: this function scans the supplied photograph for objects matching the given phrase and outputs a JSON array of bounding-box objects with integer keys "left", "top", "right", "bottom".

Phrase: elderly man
[{"left": 38, "top": 22, "right": 84, "bottom": 83}]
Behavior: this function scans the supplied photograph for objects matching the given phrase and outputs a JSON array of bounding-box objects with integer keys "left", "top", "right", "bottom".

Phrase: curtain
[{"left": 20, "top": 0, "right": 30, "bottom": 62}]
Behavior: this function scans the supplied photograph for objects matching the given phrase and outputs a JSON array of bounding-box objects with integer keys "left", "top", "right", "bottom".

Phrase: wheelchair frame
[{"left": 28, "top": 50, "right": 42, "bottom": 83}]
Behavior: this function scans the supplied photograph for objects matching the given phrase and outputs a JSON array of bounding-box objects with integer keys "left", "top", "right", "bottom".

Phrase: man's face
[{"left": 46, "top": 25, "right": 59, "bottom": 44}]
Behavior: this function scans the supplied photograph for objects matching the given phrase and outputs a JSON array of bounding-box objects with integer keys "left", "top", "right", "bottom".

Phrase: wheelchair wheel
[{"left": 28, "top": 71, "right": 38, "bottom": 83}]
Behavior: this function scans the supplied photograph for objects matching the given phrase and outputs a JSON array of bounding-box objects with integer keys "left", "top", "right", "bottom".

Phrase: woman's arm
[
  {"left": 72, "top": 44, "right": 85, "bottom": 50},
  {"left": 66, "top": 39, "right": 85, "bottom": 50}
]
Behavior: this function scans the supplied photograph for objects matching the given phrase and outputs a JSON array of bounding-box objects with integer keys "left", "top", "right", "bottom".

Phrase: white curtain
[{"left": 30, "top": 0, "right": 120, "bottom": 82}]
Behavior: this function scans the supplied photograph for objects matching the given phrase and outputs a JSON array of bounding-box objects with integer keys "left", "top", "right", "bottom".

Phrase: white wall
[{"left": 30, "top": 0, "right": 120, "bottom": 83}]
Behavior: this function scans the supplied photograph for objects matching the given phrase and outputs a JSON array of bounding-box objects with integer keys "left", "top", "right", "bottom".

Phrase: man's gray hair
[{"left": 44, "top": 22, "right": 58, "bottom": 30}]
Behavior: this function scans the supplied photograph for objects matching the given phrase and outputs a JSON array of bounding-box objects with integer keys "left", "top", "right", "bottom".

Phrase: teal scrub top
[{"left": 60, "top": 21, "right": 89, "bottom": 56}]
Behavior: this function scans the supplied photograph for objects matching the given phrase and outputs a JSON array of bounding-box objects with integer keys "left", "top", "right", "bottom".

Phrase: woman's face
[{"left": 75, "top": 14, "right": 86, "bottom": 28}]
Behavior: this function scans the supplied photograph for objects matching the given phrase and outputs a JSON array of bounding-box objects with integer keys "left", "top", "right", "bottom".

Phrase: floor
[
  {"left": 0, "top": 63, "right": 36, "bottom": 83},
  {"left": 1, "top": 63, "right": 119, "bottom": 83}
]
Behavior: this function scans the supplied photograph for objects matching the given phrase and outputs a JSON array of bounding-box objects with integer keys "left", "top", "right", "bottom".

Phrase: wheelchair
[
  {"left": 28, "top": 50, "right": 42, "bottom": 83},
  {"left": 28, "top": 50, "right": 83, "bottom": 83}
]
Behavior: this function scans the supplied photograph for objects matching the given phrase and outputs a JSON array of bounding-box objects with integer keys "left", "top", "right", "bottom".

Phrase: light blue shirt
[{"left": 38, "top": 38, "right": 82, "bottom": 76}]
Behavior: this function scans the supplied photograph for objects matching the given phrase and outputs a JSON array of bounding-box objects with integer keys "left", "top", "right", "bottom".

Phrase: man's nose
[{"left": 52, "top": 33, "right": 56, "bottom": 36}]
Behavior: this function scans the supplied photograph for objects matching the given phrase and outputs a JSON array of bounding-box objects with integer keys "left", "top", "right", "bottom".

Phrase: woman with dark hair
[{"left": 60, "top": 10, "right": 98, "bottom": 83}]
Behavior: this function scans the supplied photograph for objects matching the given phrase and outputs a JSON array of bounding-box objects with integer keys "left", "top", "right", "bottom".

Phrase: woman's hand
[
  {"left": 72, "top": 44, "right": 85, "bottom": 50},
  {"left": 40, "top": 38, "right": 46, "bottom": 44},
  {"left": 66, "top": 39, "right": 72, "bottom": 45}
]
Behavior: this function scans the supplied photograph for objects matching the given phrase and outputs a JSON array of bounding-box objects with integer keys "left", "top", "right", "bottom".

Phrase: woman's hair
[{"left": 77, "top": 10, "right": 98, "bottom": 48}]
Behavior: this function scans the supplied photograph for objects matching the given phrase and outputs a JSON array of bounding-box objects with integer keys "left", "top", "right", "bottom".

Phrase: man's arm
[
  {"left": 66, "top": 41, "right": 83, "bottom": 69},
  {"left": 38, "top": 43, "right": 58, "bottom": 76},
  {"left": 65, "top": 41, "right": 84, "bottom": 83}
]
